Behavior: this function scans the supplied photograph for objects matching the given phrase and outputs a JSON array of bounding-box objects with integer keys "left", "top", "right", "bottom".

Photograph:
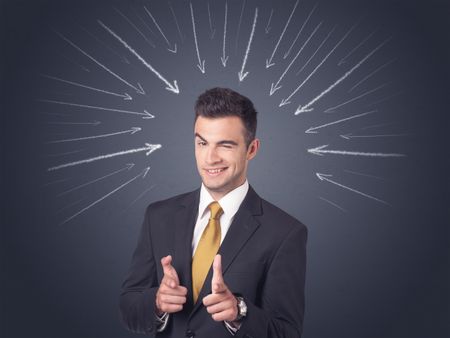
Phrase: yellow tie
[{"left": 192, "top": 201, "right": 223, "bottom": 303}]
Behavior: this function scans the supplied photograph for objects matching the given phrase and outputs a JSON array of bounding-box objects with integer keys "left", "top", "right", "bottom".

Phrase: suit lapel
[
  {"left": 172, "top": 189, "right": 200, "bottom": 311},
  {"left": 189, "top": 186, "right": 263, "bottom": 316}
]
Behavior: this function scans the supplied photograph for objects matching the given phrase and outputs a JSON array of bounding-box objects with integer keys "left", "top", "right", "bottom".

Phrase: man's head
[{"left": 194, "top": 88, "right": 260, "bottom": 200}]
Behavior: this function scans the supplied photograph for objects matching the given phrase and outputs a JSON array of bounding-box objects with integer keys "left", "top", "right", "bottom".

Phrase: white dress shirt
[{"left": 192, "top": 180, "right": 249, "bottom": 254}]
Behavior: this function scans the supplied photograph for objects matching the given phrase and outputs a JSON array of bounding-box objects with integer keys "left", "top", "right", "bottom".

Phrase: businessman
[{"left": 119, "top": 87, "right": 307, "bottom": 338}]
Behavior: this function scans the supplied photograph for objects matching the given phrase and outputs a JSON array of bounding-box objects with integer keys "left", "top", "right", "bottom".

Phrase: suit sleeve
[
  {"left": 119, "top": 207, "right": 160, "bottom": 337},
  {"left": 235, "top": 223, "right": 307, "bottom": 338}
]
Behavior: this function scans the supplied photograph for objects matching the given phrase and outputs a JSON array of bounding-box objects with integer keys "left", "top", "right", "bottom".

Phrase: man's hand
[
  {"left": 202, "top": 254, "right": 238, "bottom": 322},
  {"left": 155, "top": 255, "right": 188, "bottom": 315}
]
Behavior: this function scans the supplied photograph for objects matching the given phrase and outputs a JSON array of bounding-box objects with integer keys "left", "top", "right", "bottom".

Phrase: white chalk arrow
[
  {"left": 305, "top": 110, "right": 375, "bottom": 133},
  {"left": 39, "top": 99, "right": 155, "bottom": 119},
  {"left": 266, "top": 0, "right": 299, "bottom": 68},
  {"left": 143, "top": 5, "right": 177, "bottom": 53},
  {"left": 270, "top": 21, "right": 322, "bottom": 96},
  {"left": 168, "top": 2, "right": 183, "bottom": 43},
  {"left": 57, "top": 163, "right": 134, "bottom": 197},
  {"left": 280, "top": 22, "right": 359, "bottom": 107},
  {"left": 47, "top": 127, "right": 141, "bottom": 144},
  {"left": 48, "top": 143, "right": 161, "bottom": 172},
  {"left": 190, "top": 2, "right": 206, "bottom": 73},
  {"left": 235, "top": 0, "right": 246, "bottom": 54},
  {"left": 296, "top": 26, "right": 335, "bottom": 76},
  {"left": 113, "top": 7, "right": 155, "bottom": 48},
  {"left": 207, "top": 2, "right": 216, "bottom": 39},
  {"left": 55, "top": 31, "right": 144, "bottom": 95},
  {"left": 308, "top": 145, "right": 405, "bottom": 157},
  {"left": 340, "top": 133, "right": 410, "bottom": 140},
  {"left": 46, "top": 120, "right": 101, "bottom": 126},
  {"left": 316, "top": 172, "right": 389, "bottom": 205},
  {"left": 60, "top": 166, "right": 150, "bottom": 225},
  {"left": 283, "top": 3, "right": 318, "bottom": 59},
  {"left": 238, "top": 7, "right": 258, "bottom": 82},
  {"left": 98, "top": 21, "right": 179, "bottom": 94},
  {"left": 41, "top": 74, "right": 132, "bottom": 100},
  {"left": 265, "top": 9, "right": 273, "bottom": 34},
  {"left": 348, "top": 58, "right": 396, "bottom": 92},
  {"left": 295, "top": 37, "right": 392, "bottom": 114},
  {"left": 338, "top": 29, "right": 377, "bottom": 66},
  {"left": 221, "top": 2, "right": 229, "bottom": 67},
  {"left": 324, "top": 84, "right": 387, "bottom": 113}
]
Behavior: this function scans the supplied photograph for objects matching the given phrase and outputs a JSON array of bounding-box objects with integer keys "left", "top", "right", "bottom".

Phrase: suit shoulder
[
  {"left": 260, "top": 198, "right": 307, "bottom": 233},
  {"left": 145, "top": 189, "right": 198, "bottom": 214}
]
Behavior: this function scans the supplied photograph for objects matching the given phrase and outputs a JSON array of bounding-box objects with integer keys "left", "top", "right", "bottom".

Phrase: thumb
[
  {"left": 161, "top": 255, "right": 180, "bottom": 285},
  {"left": 212, "top": 254, "right": 226, "bottom": 293}
]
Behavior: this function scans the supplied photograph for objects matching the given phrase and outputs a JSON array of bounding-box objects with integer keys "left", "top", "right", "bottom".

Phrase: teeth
[{"left": 207, "top": 168, "right": 224, "bottom": 173}]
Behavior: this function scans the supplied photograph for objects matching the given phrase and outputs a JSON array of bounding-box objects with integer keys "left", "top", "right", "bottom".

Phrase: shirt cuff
[
  {"left": 155, "top": 312, "right": 170, "bottom": 332},
  {"left": 224, "top": 320, "right": 242, "bottom": 335}
]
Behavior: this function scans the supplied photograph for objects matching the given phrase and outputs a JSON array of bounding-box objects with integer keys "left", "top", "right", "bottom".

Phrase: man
[{"left": 119, "top": 88, "right": 307, "bottom": 338}]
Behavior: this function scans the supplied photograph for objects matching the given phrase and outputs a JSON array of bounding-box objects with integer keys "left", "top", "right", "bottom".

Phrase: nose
[{"left": 205, "top": 147, "right": 221, "bottom": 165}]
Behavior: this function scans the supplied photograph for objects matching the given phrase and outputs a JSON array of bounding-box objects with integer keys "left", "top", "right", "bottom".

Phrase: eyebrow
[{"left": 195, "top": 133, "right": 238, "bottom": 146}]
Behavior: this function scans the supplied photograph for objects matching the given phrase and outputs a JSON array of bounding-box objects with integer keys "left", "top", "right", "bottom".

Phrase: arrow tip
[
  {"left": 126, "top": 163, "right": 135, "bottom": 170},
  {"left": 295, "top": 106, "right": 313, "bottom": 115},
  {"left": 304, "top": 128, "right": 317, "bottom": 134},
  {"left": 136, "top": 82, "right": 146, "bottom": 95},
  {"left": 279, "top": 99, "right": 290, "bottom": 107},
  {"left": 142, "top": 167, "right": 150, "bottom": 178},
  {"left": 168, "top": 44, "right": 177, "bottom": 53},
  {"left": 166, "top": 80, "right": 180, "bottom": 94},
  {"left": 316, "top": 172, "right": 332, "bottom": 181},
  {"left": 143, "top": 110, "right": 155, "bottom": 119},
  {"left": 131, "top": 127, "right": 141, "bottom": 134},
  {"left": 197, "top": 60, "right": 206, "bottom": 73},
  {"left": 308, "top": 144, "right": 328, "bottom": 156},
  {"left": 123, "top": 93, "right": 132, "bottom": 101},
  {"left": 221, "top": 56, "right": 229, "bottom": 67},
  {"left": 265, "top": 59, "right": 275, "bottom": 68},
  {"left": 238, "top": 71, "right": 249, "bottom": 82},
  {"left": 269, "top": 83, "right": 281, "bottom": 96}
]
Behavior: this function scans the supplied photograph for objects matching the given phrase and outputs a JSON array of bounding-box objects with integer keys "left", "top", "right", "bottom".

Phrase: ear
[{"left": 246, "top": 138, "right": 260, "bottom": 160}]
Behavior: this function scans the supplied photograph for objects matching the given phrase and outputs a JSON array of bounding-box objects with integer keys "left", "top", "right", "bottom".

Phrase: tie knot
[{"left": 208, "top": 201, "right": 223, "bottom": 220}]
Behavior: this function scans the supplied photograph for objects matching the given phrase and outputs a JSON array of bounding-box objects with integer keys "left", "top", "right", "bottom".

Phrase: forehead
[{"left": 194, "top": 116, "right": 246, "bottom": 141}]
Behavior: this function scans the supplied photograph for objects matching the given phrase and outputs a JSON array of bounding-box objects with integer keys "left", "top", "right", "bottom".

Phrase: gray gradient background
[{"left": 1, "top": 0, "right": 449, "bottom": 337}]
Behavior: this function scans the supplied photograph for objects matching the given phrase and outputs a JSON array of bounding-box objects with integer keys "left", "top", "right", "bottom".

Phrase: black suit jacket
[{"left": 119, "top": 186, "right": 307, "bottom": 338}]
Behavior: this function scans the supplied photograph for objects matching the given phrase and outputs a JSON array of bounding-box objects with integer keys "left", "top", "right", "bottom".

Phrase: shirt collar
[{"left": 198, "top": 180, "right": 249, "bottom": 219}]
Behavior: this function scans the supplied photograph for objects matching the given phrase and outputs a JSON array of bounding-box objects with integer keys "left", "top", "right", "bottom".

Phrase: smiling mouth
[{"left": 205, "top": 168, "right": 227, "bottom": 175}]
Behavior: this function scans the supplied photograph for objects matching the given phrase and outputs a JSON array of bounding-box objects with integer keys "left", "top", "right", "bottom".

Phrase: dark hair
[{"left": 194, "top": 87, "right": 258, "bottom": 147}]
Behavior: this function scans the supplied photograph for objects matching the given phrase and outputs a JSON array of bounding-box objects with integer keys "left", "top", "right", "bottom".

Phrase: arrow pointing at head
[
  {"left": 305, "top": 110, "right": 376, "bottom": 134},
  {"left": 238, "top": 7, "right": 258, "bottom": 82},
  {"left": 190, "top": 2, "right": 206, "bottom": 73},
  {"left": 55, "top": 31, "right": 144, "bottom": 95},
  {"left": 41, "top": 74, "right": 133, "bottom": 100},
  {"left": 221, "top": 2, "right": 229, "bottom": 67},
  {"left": 98, "top": 20, "right": 179, "bottom": 94},
  {"left": 316, "top": 172, "right": 389, "bottom": 205},
  {"left": 340, "top": 133, "right": 410, "bottom": 140},
  {"left": 61, "top": 166, "right": 151, "bottom": 225},
  {"left": 39, "top": 99, "right": 155, "bottom": 119},
  {"left": 57, "top": 163, "right": 135, "bottom": 197},
  {"left": 46, "top": 127, "right": 141, "bottom": 144},
  {"left": 269, "top": 21, "right": 322, "bottom": 96},
  {"left": 308, "top": 144, "right": 406, "bottom": 157},
  {"left": 266, "top": 0, "right": 299, "bottom": 68},
  {"left": 48, "top": 143, "right": 161, "bottom": 172},
  {"left": 295, "top": 37, "right": 392, "bottom": 114},
  {"left": 143, "top": 5, "right": 177, "bottom": 53}
]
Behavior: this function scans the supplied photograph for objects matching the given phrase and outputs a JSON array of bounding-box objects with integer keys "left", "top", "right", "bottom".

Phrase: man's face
[{"left": 194, "top": 115, "right": 259, "bottom": 200}]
